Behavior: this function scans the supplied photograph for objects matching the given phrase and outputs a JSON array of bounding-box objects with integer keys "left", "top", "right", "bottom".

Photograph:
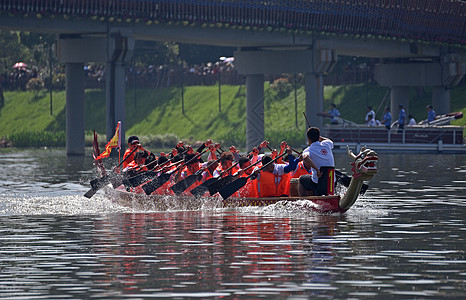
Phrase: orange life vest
[
  {"left": 291, "top": 161, "right": 312, "bottom": 179},
  {"left": 257, "top": 171, "right": 277, "bottom": 197},
  {"left": 237, "top": 173, "right": 258, "bottom": 198},
  {"left": 122, "top": 146, "right": 150, "bottom": 169},
  {"left": 257, "top": 169, "right": 291, "bottom": 197}
]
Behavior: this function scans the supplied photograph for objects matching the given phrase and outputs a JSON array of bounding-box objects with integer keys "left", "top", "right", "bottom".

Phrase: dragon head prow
[{"left": 347, "top": 146, "right": 378, "bottom": 180}]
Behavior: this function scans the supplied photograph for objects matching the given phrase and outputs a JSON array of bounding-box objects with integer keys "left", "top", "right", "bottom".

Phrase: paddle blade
[
  {"left": 170, "top": 174, "right": 201, "bottom": 196},
  {"left": 335, "top": 170, "right": 369, "bottom": 195},
  {"left": 208, "top": 175, "right": 233, "bottom": 196},
  {"left": 142, "top": 173, "right": 172, "bottom": 195},
  {"left": 335, "top": 171, "right": 351, "bottom": 188},
  {"left": 124, "top": 171, "right": 157, "bottom": 188},
  {"left": 84, "top": 175, "right": 111, "bottom": 198},
  {"left": 200, "top": 177, "right": 218, "bottom": 188},
  {"left": 190, "top": 184, "right": 209, "bottom": 197},
  {"left": 219, "top": 177, "right": 248, "bottom": 200},
  {"left": 84, "top": 187, "right": 98, "bottom": 198},
  {"left": 110, "top": 174, "right": 124, "bottom": 188},
  {"left": 360, "top": 183, "right": 369, "bottom": 195},
  {"left": 90, "top": 175, "right": 108, "bottom": 190},
  {"left": 190, "top": 177, "right": 217, "bottom": 197}
]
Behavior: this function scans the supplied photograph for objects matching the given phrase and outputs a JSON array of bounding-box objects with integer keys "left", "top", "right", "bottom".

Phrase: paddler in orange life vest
[
  {"left": 153, "top": 155, "right": 177, "bottom": 196},
  {"left": 122, "top": 135, "right": 151, "bottom": 170},
  {"left": 253, "top": 147, "right": 299, "bottom": 197},
  {"left": 123, "top": 150, "right": 149, "bottom": 193},
  {"left": 201, "top": 159, "right": 219, "bottom": 182},
  {"left": 213, "top": 151, "right": 238, "bottom": 178},
  {"left": 249, "top": 140, "right": 269, "bottom": 164},
  {"left": 234, "top": 155, "right": 258, "bottom": 198},
  {"left": 123, "top": 150, "right": 149, "bottom": 174}
]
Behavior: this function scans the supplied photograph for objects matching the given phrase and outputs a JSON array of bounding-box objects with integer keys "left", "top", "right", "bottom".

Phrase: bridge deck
[{"left": 0, "top": 0, "right": 464, "bottom": 47}]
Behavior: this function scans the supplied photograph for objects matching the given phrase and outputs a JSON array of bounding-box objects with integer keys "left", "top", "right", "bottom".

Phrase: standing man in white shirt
[{"left": 298, "top": 127, "right": 335, "bottom": 196}]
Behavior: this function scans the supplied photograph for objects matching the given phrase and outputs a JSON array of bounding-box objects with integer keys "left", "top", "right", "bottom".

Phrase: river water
[{"left": 0, "top": 148, "right": 464, "bottom": 299}]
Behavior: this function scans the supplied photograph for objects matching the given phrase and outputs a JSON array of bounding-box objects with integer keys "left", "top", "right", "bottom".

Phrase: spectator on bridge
[
  {"left": 365, "top": 106, "right": 376, "bottom": 124},
  {"left": 398, "top": 104, "right": 406, "bottom": 133},
  {"left": 328, "top": 103, "right": 341, "bottom": 124},
  {"left": 381, "top": 106, "right": 392, "bottom": 130},
  {"left": 408, "top": 114, "right": 417, "bottom": 126},
  {"left": 427, "top": 105, "right": 437, "bottom": 124}
]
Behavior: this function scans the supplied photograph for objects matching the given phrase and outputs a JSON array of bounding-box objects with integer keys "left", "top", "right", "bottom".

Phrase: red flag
[{"left": 95, "top": 122, "right": 120, "bottom": 160}]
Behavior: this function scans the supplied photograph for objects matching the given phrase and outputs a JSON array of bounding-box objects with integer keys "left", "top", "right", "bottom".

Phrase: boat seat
[{"left": 315, "top": 166, "right": 335, "bottom": 196}]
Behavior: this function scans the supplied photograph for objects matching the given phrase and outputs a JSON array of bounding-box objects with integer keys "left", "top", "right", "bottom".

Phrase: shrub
[
  {"left": 26, "top": 77, "right": 44, "bottom": 98},
  {"left": 8, "top": 131, "right": 66, "bottom": 147},
  {"left": 141, "top": 133, "right": 180, "bottom": 148},
  {"left": 52, "top": 73, "right": 66, "bottom": 90},
  {"left": 270, "top": 77, "right": 292, "bottom": 96}
]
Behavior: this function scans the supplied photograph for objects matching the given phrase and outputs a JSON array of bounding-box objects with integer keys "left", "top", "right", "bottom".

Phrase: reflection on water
[{"left": 0, "top": 148, "right": 465, "bottom": 298}]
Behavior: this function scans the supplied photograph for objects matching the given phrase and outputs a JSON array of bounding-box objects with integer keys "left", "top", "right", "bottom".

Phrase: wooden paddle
[
  {"left": 170, "top": 156, "right": 222, "bottom": 195},
  {"left": 84, "top": 145, "right": 139, "bottom": 198},
  {"left": 190, "top": 157, "right": 237, "bottom": 197},
  {"left": 142, "top": 149, "right": 208, "bottom": 195},
  {"left": 219, "top": 151, "right": 288, "bottom": 200},
  {"left": 123, "top": 149, "right": 188, "bottom": 188},
  {"left": 206, "top": 161, "right": 240, "bottom": 196},
  {"left": 204, "top": 157, "right": 264, "bottom": 197}
]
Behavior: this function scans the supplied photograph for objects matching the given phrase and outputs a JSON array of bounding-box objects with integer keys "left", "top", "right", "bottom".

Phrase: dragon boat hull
[{"left": 104, "top": 186, "right": 347, "bottom": 214}]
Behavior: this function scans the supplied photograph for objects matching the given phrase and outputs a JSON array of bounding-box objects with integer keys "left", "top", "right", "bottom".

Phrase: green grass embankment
[{"left": 0, "top": 83, "right": 465, "bottom": 148}]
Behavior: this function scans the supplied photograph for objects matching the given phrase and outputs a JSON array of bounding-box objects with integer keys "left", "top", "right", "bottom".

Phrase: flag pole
[{"left": 117, "top": 121, "right": 122, "bottom": 166}]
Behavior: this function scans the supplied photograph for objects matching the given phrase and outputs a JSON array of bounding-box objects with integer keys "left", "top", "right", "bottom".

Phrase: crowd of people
[
  {"left": 326, "top": 103, "right": 437, "bottom": 130},
  {"left": 111, "top": 126, "right": 335, "bottom": 199},
  {"left": 3, "top": 57, "right": 377, "bottom": 91}
]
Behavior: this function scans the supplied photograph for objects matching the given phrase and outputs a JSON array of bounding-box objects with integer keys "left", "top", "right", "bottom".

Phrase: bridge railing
[{"left": 1, "top": 0, "right": 464, "bottom": 46}]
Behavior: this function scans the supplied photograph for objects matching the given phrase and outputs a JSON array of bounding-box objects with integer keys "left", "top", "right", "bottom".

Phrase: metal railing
[
  {"left": 323, "top": 124, "right": 464, "bottom": 145},
  {"left": 0, "top": 0, "right": 464, "bottom": 46}
]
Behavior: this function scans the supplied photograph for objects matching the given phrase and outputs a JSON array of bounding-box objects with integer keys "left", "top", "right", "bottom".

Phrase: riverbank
[{"left": 0, "top": 83, "right": 464, "bottom": 148}]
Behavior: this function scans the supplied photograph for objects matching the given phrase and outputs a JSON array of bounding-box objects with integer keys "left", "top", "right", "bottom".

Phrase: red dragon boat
[{"left": 101, "top": 146, "right": 378, "bottom": 214}]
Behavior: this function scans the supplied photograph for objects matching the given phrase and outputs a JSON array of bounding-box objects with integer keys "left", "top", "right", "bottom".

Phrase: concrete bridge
[{"left": 0, "top": 0, "right": 465, "bottom": 154}]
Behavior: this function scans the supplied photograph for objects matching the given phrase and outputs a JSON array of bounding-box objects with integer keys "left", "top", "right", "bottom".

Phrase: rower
[
  {"left": 298, "top": 127, "right": 336, "bottom": 196},
  {"left": 254, "top": 148, "right": 297, "bottom": 197},
  {"left": 213, "top": 152, "right": 237, "bottom": 178},
  {"left": 122, "top": 135, "right": 151, "bottom": 169},
  {"left": 235, "top": 156, "right": 258, "bottom": 198}
]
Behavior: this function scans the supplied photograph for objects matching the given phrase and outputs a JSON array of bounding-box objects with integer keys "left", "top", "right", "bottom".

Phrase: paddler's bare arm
[{"left": 302, "top": 154, "right": 322, "bottom": 178}]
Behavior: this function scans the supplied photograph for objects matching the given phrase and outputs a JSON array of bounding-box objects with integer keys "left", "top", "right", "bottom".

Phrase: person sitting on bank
[
  {"left": 408, "top": 114, "right": 417, "bottom": 126},
  {"left": 298, "top": 127, "right": 335, "bottom": 197},
  {"left": 328, "top": 103, "right": 341, "bottom": 124},
  {"left": 365, "top": 106, "right": 376, "bottom": 124},
  {"left": 366, "top": 114, "right": 377, "bottom": 127}
]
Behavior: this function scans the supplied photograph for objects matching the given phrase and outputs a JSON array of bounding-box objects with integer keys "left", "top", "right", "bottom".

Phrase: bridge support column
[
  {"left": 234, "top": 48, "right": 336, "bottom": 148},
  {"left": 106, "top": 62, "right": 126, "bottom": 142},
  {"left": 432, "top": 86, "right": 450, "bottom": 115},
  {"left": 390, "top": 86, "right": 410, "bottom": 118},
  {"left": 65, "top": 63, "right": 85, "bottom": 155},
  {"left": 305, "top": 72, "right": 324, "bottom": 129},
  {"left": 105, "top": 30, "right": 134, "bottom": 145},
  {"left": 246, "top": 74, "right": 265, "bottom": 151}
]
